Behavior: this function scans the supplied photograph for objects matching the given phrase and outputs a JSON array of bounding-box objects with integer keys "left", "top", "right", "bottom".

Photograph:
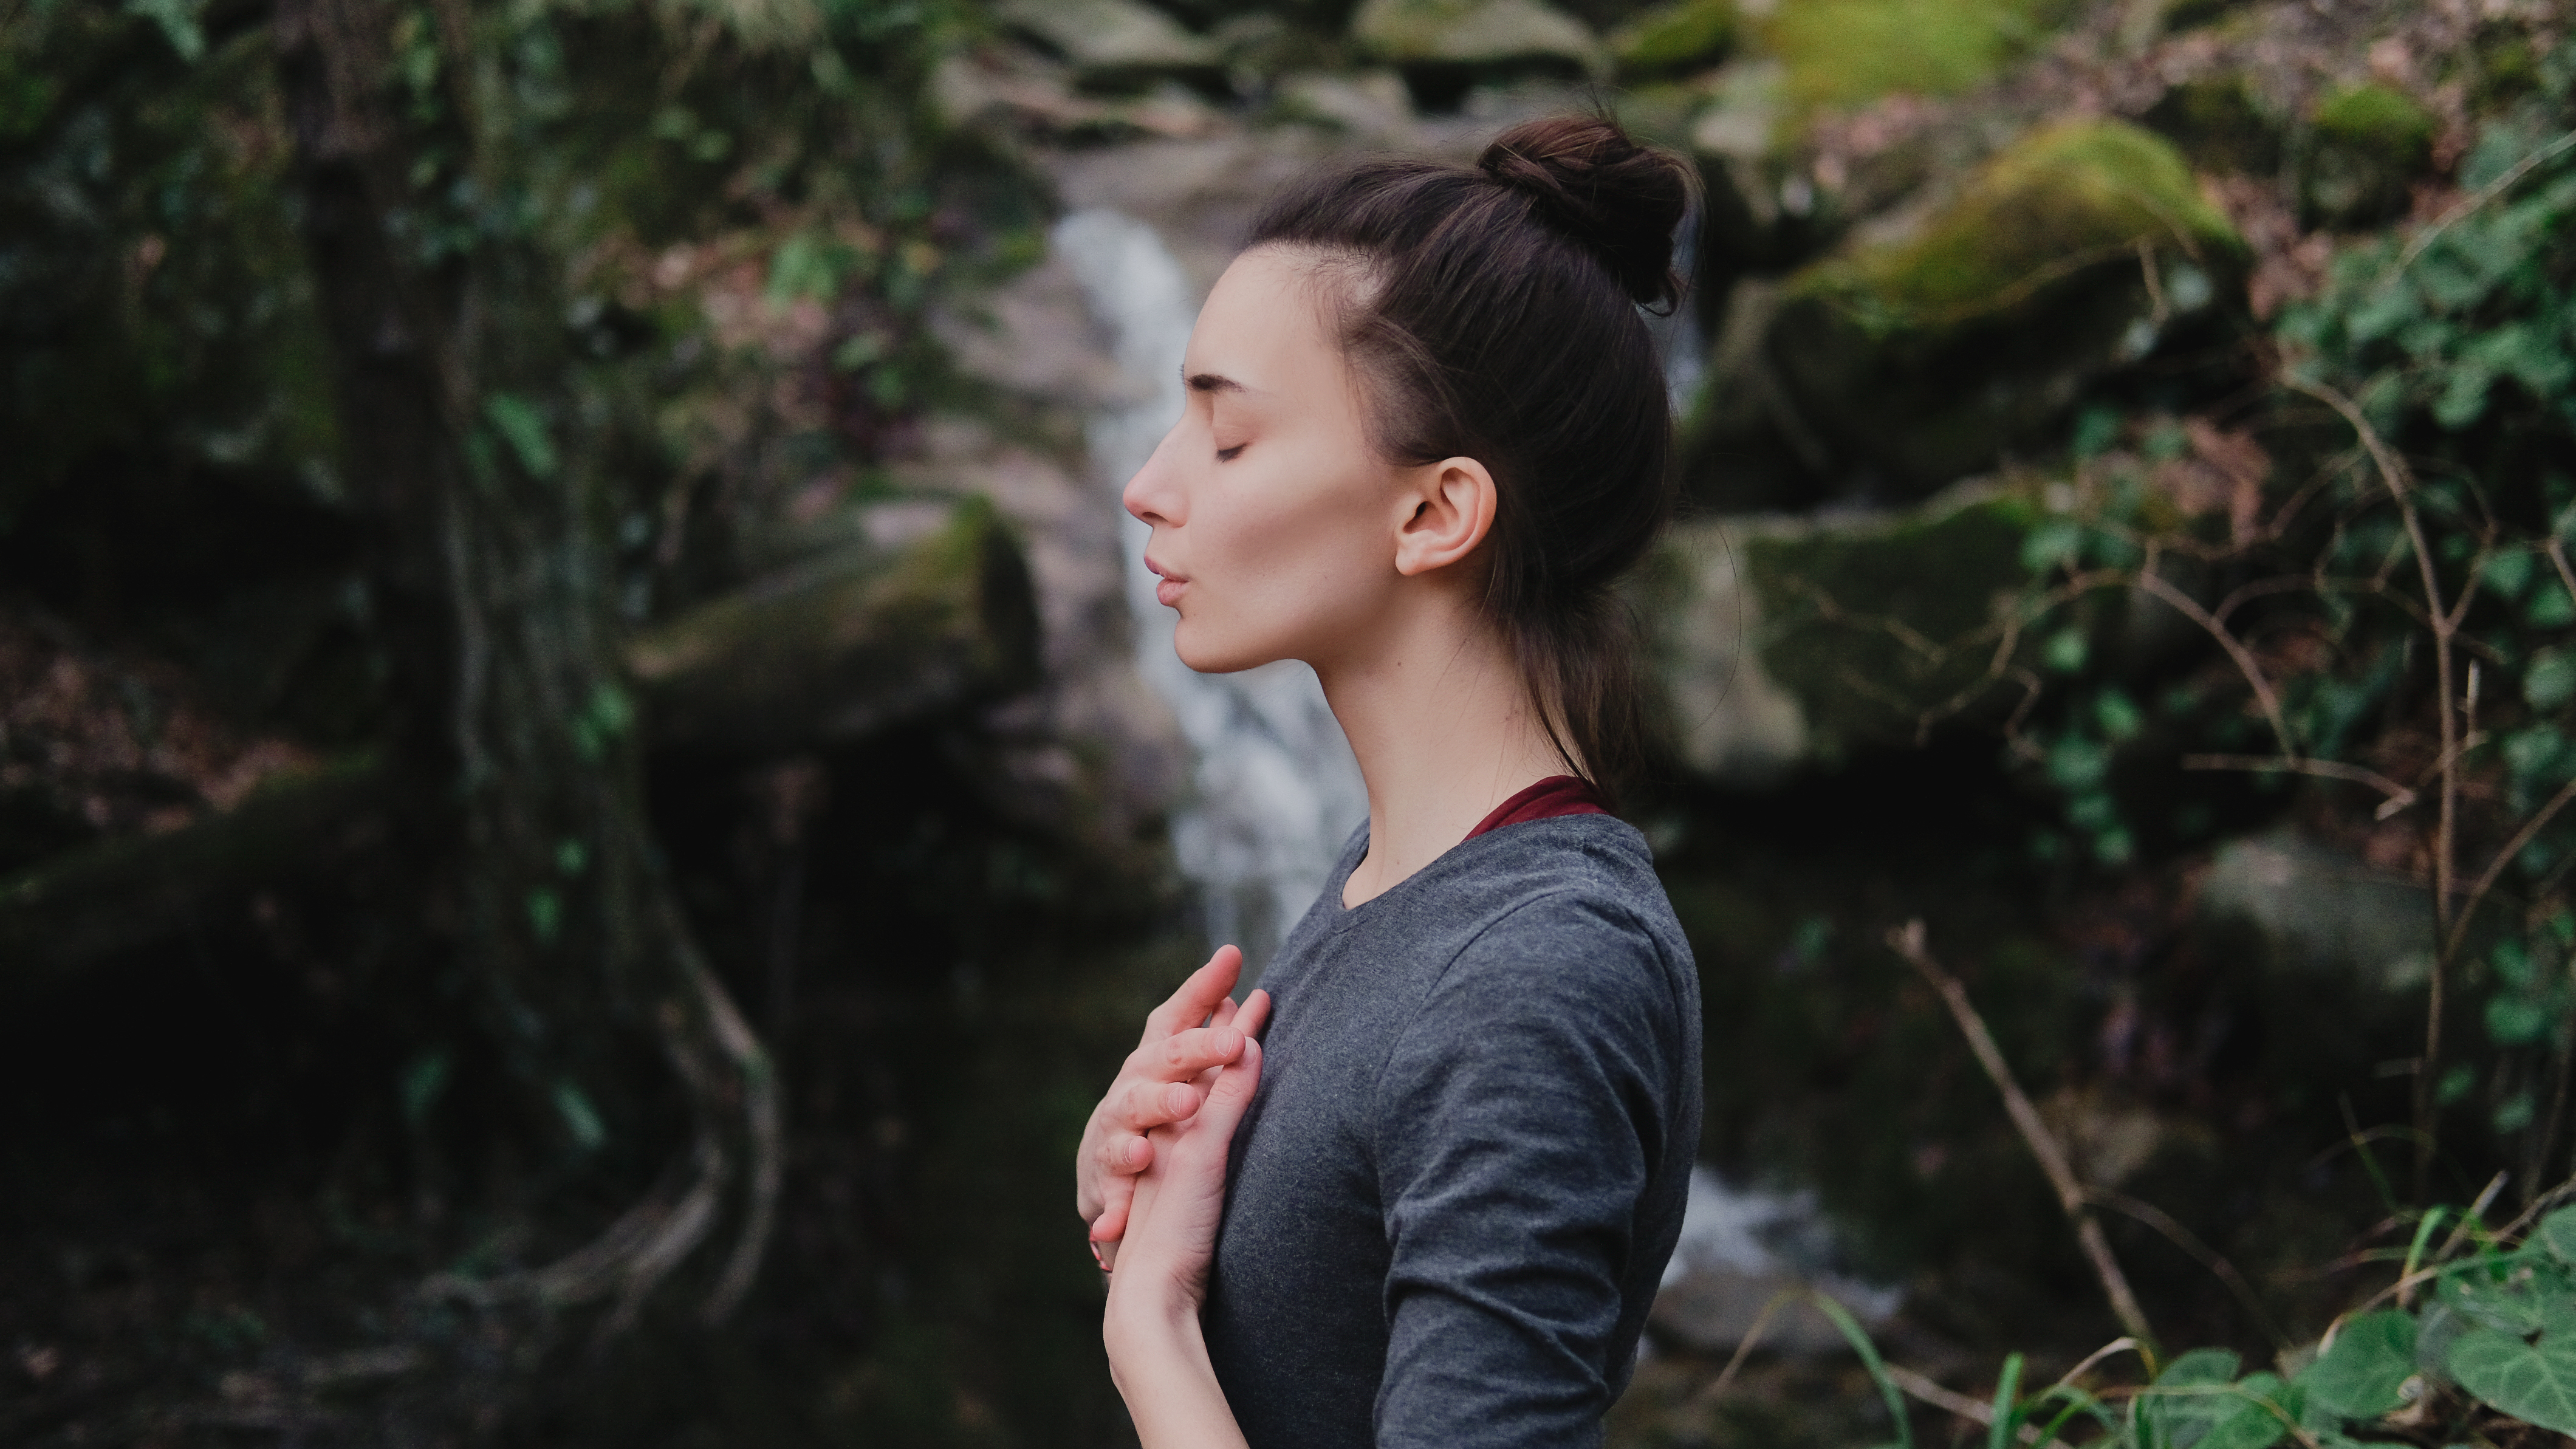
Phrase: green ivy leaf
[
  {"left": 2527, "top": 649, "right": 2576, "bottom": 710},
  {"left": 2449, "top": 1326, "right": 2576, "bottom": 1433},
  {"left": 2490, "top": 995, "right": 2555, "bottom": 1046},
  {"left": 2297, "top": 1310, "right": 2417, "bottom": 1418},
  {"left": 2537, "top": 1204, "right": 2576, "bottom": 1266},
  {"left": 482, "top": 392, "right": 558, "bottom": 479},
  {"left": 2139, "top": 1349, "right": 2241, "bottom": 1449},
  {"left": 2201, "top": 1372, "right": 2293, "bottom": 1449}
]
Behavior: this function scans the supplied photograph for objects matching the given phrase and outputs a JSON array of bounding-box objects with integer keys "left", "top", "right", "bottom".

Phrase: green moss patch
[
  {"left": 1610, "top": 0, "right": 1733, "bottom": 78},
  {"left": 1759, "top": 0, "right": 2069, "bottom": 115},
  {"left": 1787, "top": 118, "right": 2242, "bottom": 336},
  {"left": 2313, "top": 81, "right": 2437, "bottom": 165}
]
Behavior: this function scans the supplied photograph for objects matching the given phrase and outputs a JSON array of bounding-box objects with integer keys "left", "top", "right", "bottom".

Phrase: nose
[{"left": 1122, "top": 423, "right": 1185, "bottom": 529}]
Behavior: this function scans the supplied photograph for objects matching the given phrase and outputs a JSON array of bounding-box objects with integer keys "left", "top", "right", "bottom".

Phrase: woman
[{"left": 1074, "top": 112, "right": 1705, "bottom": 1449}]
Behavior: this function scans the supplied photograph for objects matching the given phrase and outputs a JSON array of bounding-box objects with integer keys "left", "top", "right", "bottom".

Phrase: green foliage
[
  {"left": 1826, "top": 1205, "right": 2576, "bottom": 1447},
  {"left": 1610, "top": 0, "right": 1733, "bottom": 77},
  {"left": 1758, "top": 0, "right": 2075, "bottom": 115}
]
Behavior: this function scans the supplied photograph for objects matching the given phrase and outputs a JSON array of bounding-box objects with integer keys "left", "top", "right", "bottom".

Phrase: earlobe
[{"left": 1392, "top": 456, "right": 1498, "bottom": 578}]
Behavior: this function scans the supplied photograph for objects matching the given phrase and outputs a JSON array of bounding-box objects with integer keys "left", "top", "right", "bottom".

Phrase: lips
[{"left": 1146, "top": 556, "right": 1188, "bottom": 608}]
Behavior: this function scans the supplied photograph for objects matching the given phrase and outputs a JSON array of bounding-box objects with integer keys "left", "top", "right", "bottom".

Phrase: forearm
[{"left": 1104, "top": 1285, "right": 1250, "bottom": 1449}]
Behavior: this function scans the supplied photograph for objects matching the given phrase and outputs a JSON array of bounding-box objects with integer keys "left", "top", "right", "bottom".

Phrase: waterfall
[{"left": 1053, "top": 209, "right": 1370, "bottom": 977}]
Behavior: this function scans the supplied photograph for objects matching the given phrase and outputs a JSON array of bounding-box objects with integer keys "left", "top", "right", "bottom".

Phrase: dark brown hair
[{"left": 1246, "top": 112, "right": 1691, "bottom": 803}]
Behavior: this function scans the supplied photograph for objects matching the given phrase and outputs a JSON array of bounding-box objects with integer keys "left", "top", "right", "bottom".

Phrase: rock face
[
  {"left": 1642, "top": 479, "right": 2115, "bottom": 784},
  {"left": 1349, "top": 0, "right": 1606, "bottom": 83},
  {"left": 993, "top": 0, "right": 1222, "bottom": 92},
  {"left": 1767, "top": 119, "right": 2245, "bottom": 495},
  {"left": 627, "top": 499, "right": 1041, "bottom": 755},
  {"left": 2199, "top": 830, "right": 2435, "bottom": 996}
]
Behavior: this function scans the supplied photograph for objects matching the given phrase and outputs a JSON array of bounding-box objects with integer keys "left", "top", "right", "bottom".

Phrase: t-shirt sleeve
[{"left": 1369, "top": 897, "right": 1678, "bottom": 1449}]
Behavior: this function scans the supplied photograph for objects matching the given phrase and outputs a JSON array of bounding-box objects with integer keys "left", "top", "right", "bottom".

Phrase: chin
[{"left": 1171, "top": 617, "right": 1285, "bottom": 676}]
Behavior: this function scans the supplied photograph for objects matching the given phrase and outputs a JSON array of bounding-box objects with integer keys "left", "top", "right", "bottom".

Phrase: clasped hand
[{"left": 1077, "top": 945, "right": 1271, "bottom": 1273}]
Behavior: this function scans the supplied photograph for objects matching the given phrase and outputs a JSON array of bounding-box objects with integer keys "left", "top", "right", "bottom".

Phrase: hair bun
[{"left": 1478, "top": 114, "right": 1692, "bottom": 309}]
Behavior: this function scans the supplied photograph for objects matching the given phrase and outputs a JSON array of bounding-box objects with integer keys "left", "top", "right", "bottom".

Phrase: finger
[
  {"left": 1209, "top": 995, "right": 1238, "bottom": 1030},
  {"left": 1100, "top": 1128, "right": 1156, "bottom": 1176},
  {"left": 1149, "top": 1023, "right": 1247, "bottom": 1080},
  {"left": 1193, "top": 1037, "right": 1263, "bottom": 1141},
  {"left": 1140, "top": 945, "right": 1244, "bottom": 1040},
  {"left": 1234, "top": 988, "right": 1272, "bottom": 1041},
  {"left": 1090, "top": 1194, "right": 1128, "bottom": 1247},
  {"left": 1128, "top": 1072, "right": 1205, "bottom": 1129}
]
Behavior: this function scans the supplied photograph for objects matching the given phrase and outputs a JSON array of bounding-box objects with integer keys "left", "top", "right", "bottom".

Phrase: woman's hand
[
  {"left": 1077, "top": 946, "right": 1268, "bottom": 1265},
  {"left": 1101, "top": 1007, "right": 1264, "bottom": 1449}
]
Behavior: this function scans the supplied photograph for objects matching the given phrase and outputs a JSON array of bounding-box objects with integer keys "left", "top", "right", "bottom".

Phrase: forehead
[{"left": 1187, "top": 247, "right": 1343, "bottom": 387}]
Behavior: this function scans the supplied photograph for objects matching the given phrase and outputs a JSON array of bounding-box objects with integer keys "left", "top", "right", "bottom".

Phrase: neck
[{"left": 1315, "top": 589, "right": 1567, "bottom": 909}]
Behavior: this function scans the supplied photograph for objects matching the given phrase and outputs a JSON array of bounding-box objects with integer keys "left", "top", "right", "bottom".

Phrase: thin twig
[
  {"left": 2134, "top": 570, "right": 2294, "bottom": 756},
  {"left": 1690, "top": 1291, "right": 1795, "bottom": 1408},
  {"left": 2087, "top": 1188, "right": 2289, "bottom": 1351},
  {"left": 2286, "top": 375, "right": 2459, "bottom": 1199},
  {"left": 1883, "top": 1363, "right": 2068, "bottom": 1447},
  {"left": 2390, "top": 130, "right": 2576, "bottom": 276},
  {"left": 2445, "top": 773, "right": 2576, "bottom": 966},
  {"left": 1889, "top": 920, "right": 2156, "bottom": 1345},
  {"left": 2180, "top": 755, "right": 2416, "bottom": 813}
]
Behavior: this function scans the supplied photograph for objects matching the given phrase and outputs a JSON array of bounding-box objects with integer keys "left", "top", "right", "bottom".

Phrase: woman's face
[{"left": 1122, "top": 247, "right": 1413, "bottom": 676}]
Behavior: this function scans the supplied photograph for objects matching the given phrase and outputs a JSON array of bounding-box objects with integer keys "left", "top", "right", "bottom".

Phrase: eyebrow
[{"left": 1185, "top": 371, "right": 1248, "bottom": 394}]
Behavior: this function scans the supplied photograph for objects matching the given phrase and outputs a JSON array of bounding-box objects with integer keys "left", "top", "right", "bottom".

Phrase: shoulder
[
  {"left": 1445, "top": 816, "right": 1691, "bottom": 971},
  {"left": 1421, "top": 816, "right": 1697, "bottom": 1024}
]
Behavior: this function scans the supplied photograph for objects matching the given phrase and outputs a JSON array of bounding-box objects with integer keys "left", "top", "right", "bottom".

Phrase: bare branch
[
  {"left": 2447, "top": 773, "right": 2576, "bottom": 970},
  {"left": 2391, "top": 131, "right": 2576, "bottom": 276},
  {"left": 2180, "top": 754, "right": 2417, "bottom": 813},
  {"left": 2088, "top": 1187, "right": 2289, "bottom": 1350},
  {"left": 2135, "top": 570, "right": 2295, "bottom": 756},
  {"left": 1889, "top": 920, "right": 2156, "bottom": 1345}
]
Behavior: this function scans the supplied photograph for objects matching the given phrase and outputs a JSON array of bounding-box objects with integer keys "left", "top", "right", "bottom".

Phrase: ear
[{"left": 1391, "top": 456, "right": 1498, "bottom": 578}]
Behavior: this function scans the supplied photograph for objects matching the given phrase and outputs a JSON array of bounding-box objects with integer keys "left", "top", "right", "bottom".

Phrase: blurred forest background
[{"left": 4, "top": 0, "right": 2573, "bottom": 1442}]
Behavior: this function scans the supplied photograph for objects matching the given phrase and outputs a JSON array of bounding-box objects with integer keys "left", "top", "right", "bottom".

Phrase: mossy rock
[
  {"left": 1642, "top": 480, "right": 2116, "bottom": 782},
  {"left": 1757, "top": 0, "right": 2074, "bottom": 117},
  {"left": 1609, "top": 0, "right": 1733, "bottom": 79},
  {"left": 2142, "top": 74, "right": 2283, "bottom": 177},
  {"left": 1768, "top": 120, "right": 2246, "bottom": 492},
  {"left": 628, "top": 499, "right": 1040, "bottom": 754},
  {"left": 995, "top": 0, "right": 1224, "bottom": 92},
  {"left": 1349, "top": 0, "right": 1605, "bottom": 82},
  {"left": 2301, "top": 83, "right": 2436, "bottom": 228}
]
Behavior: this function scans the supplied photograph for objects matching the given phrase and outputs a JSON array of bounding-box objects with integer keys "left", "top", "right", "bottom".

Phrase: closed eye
[{"left": 1216, "top": 443, "right": 1247, "bottom": 462}]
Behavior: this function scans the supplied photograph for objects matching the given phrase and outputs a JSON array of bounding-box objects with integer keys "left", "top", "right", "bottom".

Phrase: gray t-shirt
[{"left": 1204, "top": 813, "right": 1703, "bottom": 1449}]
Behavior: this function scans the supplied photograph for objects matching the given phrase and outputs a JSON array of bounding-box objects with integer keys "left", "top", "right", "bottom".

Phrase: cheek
[{"left": 1184, "top": 447, "right": 1391, "bottom": 653}]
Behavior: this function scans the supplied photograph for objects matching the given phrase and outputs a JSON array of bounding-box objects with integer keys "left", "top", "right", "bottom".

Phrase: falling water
[{"left": 1052, "top": 208, "right": 1370, "bottom": 977}]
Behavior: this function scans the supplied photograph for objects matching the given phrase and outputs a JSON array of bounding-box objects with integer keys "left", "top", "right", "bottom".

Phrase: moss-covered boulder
[
  {"left": 1609, "top": 0, "right": 1733, "bottom": 79},
  {"left": 1757, "top": 0, "right": 2073, "bottom": 117},
  {"left": 2301, "top": 83, "right": 2437, "bottom": 228},
  {"left": 1766, "top": 119, "right": 2245, "bottom": 495},
  {"left": 1350, "top": 0, "right": 1606, "bottom": 91},
  {"left": 995, "top": 0, "right": 1224, "bottom": 93},
  {"left": 1640, "top": 481, "right": 2061, "bottom": 784},
  {"left": 628, "top": 499, "right": 1040, "bottom": 755}
]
